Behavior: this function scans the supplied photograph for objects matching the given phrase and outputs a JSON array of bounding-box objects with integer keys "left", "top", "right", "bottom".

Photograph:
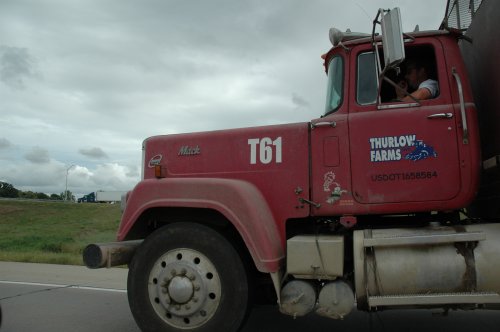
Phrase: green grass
[{"left": 0, "top": 200, "right": 121, "bottom": 265}]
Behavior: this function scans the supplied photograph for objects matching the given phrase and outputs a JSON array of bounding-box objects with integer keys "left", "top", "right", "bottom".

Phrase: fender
[{"left": 117, "top": 177, "right": 284, "bottom": 273}]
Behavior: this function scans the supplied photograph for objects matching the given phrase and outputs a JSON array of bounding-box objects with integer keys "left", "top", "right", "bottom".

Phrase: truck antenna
[{"left": 353, "top": 1, "right": 371, "bottom": 21}]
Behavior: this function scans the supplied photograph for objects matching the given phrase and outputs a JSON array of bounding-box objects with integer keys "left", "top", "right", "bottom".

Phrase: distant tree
[
  {"left": 35, "top": 192, "right": 49, "bottom": 199},
  {"left": 0, "top": 182, "right": 19, "bottom": 198},
  {"left": 19, "top": 191, "right": 36, "bottom": 199},
  {"left": 60, "top": 190, "right": 75, "bottom": 202},
  {"left": 50, "top": 193, "right": 62, "bottom": 200}
]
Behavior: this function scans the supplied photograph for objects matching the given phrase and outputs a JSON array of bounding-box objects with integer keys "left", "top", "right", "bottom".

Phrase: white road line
[{"left": 0, "top": 280, "right": 127, "bottom": 293}]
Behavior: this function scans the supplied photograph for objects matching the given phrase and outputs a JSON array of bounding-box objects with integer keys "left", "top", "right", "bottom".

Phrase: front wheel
[{"left": 128, "top": 222, "right": 251, "bottom": 332}]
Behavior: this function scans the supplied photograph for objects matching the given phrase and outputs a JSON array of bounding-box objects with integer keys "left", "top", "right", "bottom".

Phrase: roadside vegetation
[
  {"left": 0, "top": 200, "right": 121, "bottom": 265},
  {"left": 0, "top": 181, "right": 76, "bottom": 201}
]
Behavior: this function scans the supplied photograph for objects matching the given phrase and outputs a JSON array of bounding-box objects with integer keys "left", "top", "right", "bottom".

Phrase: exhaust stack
[{"left": 83, "top": 240, "right": 142, "bottom": 269}]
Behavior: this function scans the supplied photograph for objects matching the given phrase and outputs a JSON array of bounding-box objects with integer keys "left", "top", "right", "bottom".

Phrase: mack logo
[
  {"left": 178, "top": 145, "right": 201, "bottom": 156},
  {"left": 148, "top": 154, "right": 162, "bottom": 168}
]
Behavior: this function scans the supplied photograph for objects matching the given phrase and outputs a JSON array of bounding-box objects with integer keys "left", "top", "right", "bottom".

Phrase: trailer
[{"left": 95, "top": 190, "right": 127, "bottom": 203}]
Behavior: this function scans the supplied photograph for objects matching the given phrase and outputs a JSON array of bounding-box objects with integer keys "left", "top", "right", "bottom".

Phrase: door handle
[
  {"left": 427, "top": 113, "right": 453, "bottom": 119},
  {"left": 310, "top": 121, "right": 337, "bottom": 129}
]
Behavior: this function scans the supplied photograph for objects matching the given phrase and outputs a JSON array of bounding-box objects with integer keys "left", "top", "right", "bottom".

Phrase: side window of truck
[
  {"left": 357, "top": 52, "right": 378, "bottom": 105},
  {"left": 357, "top": 45, "right": 440, "bottom": 104},
  {"left": 324, "top": 56, "right": 344, "bottom": 114},
  {"left": 398, "top": 45, "right": 440, "bottom": 101}
]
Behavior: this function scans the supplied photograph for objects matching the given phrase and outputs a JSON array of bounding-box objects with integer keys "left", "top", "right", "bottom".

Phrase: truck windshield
[{"left": 324, "top": 56, "right": 344, "bottom": 114}]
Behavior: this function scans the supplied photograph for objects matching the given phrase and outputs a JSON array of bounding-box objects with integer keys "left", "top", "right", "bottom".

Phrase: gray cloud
[
  {"left": 79, "top": 147, "right": 108, "bottom": 159},
  {"left": 292, "top": 93, "right": 310, "bottom": 108},
  {"left": 25, "top": 146, "right": 50, "bottom": 164},
  {"left": 0, "top": 1, "right": 447, "bottom": 195},
  {"left": 125, "top": 165, "right": 140, "bottom": 178},
  {"left": 0, "top": 138, "right": 12, "bottom": 149},
  {"left": 0, "top": 46, "right": 38, "bottom": 89}
]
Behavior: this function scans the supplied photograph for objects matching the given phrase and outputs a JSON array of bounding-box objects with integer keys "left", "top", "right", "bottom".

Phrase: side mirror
[{"left": 380, "top": 8, "right": 405, "bottom": 68}]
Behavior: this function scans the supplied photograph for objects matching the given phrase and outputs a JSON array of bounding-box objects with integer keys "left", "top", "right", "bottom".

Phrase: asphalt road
[{"left": 1, "top": 262, "right": 500, "bottom": 332}]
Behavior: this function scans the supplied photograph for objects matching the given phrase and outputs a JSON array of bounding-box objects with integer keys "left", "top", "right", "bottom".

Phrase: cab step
[
  {"left": 368, "top": 292, "right": 500, "bottom": 307},
  {"left": 363, "top": 231, "right": 485, "bottom": 247}
]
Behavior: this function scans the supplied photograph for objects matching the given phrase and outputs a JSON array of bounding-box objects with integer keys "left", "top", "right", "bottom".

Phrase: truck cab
[{"left": 312, "top": 29, "right": 480, "bottom": 217}]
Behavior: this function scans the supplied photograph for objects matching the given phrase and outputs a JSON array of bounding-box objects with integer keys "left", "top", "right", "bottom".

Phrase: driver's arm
[{"left": 401, "top": 87, "right": 432, "bottom": 102}]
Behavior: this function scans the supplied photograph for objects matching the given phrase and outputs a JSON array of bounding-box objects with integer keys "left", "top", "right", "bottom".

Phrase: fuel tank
[{"left": 354, "top": 223, "right": 500, "bottom": 310}]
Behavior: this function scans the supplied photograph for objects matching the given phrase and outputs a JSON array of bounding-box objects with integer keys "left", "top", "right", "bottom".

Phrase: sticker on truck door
[
  {"left": 369, "top": 135, "right": 437, "bottom": 162},
  {"left": 323, "top": 171, "right": 348, "bottom": 204}
]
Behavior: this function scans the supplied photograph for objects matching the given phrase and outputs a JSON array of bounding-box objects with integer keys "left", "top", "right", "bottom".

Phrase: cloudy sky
[{"left": 0, "top": 0, "right": 446, "bottom": 197}]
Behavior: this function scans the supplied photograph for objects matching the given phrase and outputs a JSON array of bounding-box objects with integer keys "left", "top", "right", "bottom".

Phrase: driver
[{"left": 400, "top": 58, "right": 439, "bottom": 101}]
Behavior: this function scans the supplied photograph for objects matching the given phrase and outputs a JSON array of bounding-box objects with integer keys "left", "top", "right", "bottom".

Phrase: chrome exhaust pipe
[{"left": 83, "top": 240, "right": 143, "bottom": 269}]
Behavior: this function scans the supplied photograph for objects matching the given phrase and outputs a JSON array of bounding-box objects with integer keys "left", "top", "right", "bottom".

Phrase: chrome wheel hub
[
  {"left": 148, "top": 248, "right": 221, "bottom": 328},
  {"left": 168, "top": 276, "right": 193, "bottom": 304}
]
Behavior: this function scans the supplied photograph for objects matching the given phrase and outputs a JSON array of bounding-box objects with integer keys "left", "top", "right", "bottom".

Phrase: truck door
[
  {"left": 348, "top": 45, "right": 461, "bottom": 205},
  {"left": 310, "top": 54, "right": 354, "bottom": 216}
]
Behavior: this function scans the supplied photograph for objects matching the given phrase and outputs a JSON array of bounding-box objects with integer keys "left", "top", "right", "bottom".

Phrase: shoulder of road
[{"left": 0, "top": 261, "right": 127, "bottom": 291}]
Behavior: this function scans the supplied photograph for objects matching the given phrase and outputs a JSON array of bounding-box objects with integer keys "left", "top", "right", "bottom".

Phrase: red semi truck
[{"left": 84, "top": 1, "right": 500, "bottom": 331}]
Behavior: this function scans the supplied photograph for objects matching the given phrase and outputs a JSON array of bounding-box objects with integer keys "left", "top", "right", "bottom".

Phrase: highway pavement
[{"left": 1, "top": 262, "right": 499, "bottom": 332}]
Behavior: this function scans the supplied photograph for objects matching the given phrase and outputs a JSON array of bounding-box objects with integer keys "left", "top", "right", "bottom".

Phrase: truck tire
[{"left": 127, "top": 222, "right": 251, "bottom": 332}]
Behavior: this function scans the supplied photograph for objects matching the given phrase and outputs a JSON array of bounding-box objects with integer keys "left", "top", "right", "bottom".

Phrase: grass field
[{"left": 0, "top": 199, "right": 121, "bottom": 265}]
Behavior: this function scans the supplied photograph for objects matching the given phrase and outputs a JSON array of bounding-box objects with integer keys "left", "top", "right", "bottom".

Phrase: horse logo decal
[{"left": 404, "top": 140, "right": 438, "bottom": 162}]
